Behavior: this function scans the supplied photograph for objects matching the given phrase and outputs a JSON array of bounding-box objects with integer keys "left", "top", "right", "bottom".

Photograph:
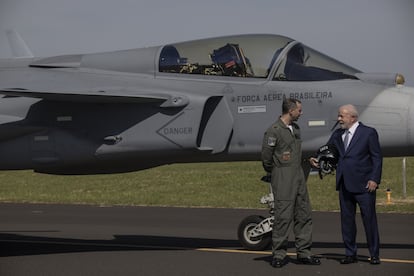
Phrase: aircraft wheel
[{"left": 237, "top": 215, "right": 271, "bottom": 251}]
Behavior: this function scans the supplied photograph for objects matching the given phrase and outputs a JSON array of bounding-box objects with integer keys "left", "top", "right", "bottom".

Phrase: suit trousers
[{"left": 339, "top": 184, "right": 380, "bottom": 257}]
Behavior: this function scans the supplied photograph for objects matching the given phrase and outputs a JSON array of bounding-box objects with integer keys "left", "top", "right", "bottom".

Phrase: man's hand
[
  {"left": 366, "top": 180, "right": 378, "bottom": 192},
  {"left": 309, "top": 157, "right": 319, "bottom": 168}
]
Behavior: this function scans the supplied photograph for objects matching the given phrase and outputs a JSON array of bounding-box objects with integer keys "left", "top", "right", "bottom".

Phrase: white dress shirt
[{"left": 342, "top": 121, "right": 359, "bottom": 148}]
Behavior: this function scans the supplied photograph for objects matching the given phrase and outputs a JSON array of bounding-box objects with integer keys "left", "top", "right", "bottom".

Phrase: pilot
[{"left": 261, "top": 98, "right": 321, "bottom": 268}]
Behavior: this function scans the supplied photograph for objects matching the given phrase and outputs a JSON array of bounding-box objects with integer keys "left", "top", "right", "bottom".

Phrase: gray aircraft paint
[{"left": 0, "top": 34, "right": 412, "bottom": 174}]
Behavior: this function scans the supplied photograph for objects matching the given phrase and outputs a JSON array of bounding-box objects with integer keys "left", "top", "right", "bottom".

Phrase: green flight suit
[{"left": 261, "top": 118, "right": 313, "bottom": 259}]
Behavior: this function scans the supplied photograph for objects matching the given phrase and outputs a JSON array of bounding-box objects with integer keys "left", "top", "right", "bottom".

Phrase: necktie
[{"left": 343, "top": 130, "right": 350, "bottom": 150}]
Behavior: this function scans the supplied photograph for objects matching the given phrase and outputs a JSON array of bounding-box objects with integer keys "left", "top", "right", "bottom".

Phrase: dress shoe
[
  {"left": 271, "top": 257, "right": 288, "bottom": 268},
  {"left": 370, "top": 256, "right": 381, "bottom": 265},
  {"left": 340, "top": 255, "right": 358, "bottom": 264},
  {"left": 297, "top": 256, "right": 321, "bottom": 265}
]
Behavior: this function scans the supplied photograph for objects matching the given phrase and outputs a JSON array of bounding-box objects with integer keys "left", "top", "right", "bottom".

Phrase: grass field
[{"left": 0, "top": 157, "right": 413, "bottom": 213}]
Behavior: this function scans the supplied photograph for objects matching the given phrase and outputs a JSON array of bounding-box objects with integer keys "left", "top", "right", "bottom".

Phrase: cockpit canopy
[{"left": 158, "top": 34, "right": 360, "bottom": 81}]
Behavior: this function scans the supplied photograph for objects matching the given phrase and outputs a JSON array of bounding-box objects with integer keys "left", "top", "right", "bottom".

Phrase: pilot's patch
[
  {"left": 267, "top": 137, "right": 276, "bottom": 146},
  {"left": 282, "top": 151, "right": 291, "bottom": 161}
]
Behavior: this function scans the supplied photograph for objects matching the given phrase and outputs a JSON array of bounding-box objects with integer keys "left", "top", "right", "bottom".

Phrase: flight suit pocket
[{"left": 272, "top": 168, "right": 296, "bottom": 201}]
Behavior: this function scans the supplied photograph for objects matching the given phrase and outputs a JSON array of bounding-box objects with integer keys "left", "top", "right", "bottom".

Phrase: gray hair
[{"left": 340, "top": 104, "right": 359, "bottom": 118}]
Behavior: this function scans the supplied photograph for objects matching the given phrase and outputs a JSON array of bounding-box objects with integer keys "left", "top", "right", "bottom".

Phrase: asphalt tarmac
[{"left": 0, "top": 203, "right": 413, "bottom": 276}]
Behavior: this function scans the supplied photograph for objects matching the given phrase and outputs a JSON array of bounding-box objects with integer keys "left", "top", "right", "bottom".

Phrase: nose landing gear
[{"left": 237, "top": 176, "right": 274, "bottom": 250}]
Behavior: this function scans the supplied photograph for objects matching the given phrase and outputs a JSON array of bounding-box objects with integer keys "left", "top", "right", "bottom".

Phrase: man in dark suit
[{"left": 310, "top": 104, "right": 382, "bottom": 265}]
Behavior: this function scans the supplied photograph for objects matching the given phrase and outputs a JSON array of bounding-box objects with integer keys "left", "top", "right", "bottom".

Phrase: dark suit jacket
[{"left": 328, "top": 122, "right": 382, "bottom": 193}]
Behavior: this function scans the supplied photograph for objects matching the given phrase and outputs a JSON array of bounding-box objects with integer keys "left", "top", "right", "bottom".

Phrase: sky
[{"left": 0, "top": 0, "right": 413, "bottom": 86}]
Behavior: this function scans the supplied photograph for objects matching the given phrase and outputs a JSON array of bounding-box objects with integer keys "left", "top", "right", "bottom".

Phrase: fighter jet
[{"left": 0, "top": 34, "right": 413, "bottom": 175}]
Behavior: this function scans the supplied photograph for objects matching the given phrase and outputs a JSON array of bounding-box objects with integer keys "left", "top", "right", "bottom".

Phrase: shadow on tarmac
[{"left": 1, "top": 233, "right": 413, "bottom": 259}]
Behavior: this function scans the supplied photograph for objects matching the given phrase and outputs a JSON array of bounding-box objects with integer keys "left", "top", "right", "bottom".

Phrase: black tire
[{"left": 237, "top": 215, "right": 271, "bottom": 251}]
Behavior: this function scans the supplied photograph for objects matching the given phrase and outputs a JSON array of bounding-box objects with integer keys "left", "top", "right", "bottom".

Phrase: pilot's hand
[
  {"left": 366, "top": 180, "right": 378, "bottom": 192},
  {"left": 309, "top": 157, "right": 319, "bottom": 168},
  {"left": 261, "top": 173, "right": 272, "bottom": 183}
]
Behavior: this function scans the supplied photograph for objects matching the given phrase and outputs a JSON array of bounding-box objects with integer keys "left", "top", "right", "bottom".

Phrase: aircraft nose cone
[{"left": 367, "top": 85, "right": 414, "bottom": 157}]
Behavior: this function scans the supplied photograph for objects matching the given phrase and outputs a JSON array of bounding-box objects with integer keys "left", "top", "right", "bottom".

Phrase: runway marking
[
  {"left": 196, "top": 248, "right": 414, "bottom": 264},
  {"left": 196, "top": 248, "right": 270, "bottom": 255}
]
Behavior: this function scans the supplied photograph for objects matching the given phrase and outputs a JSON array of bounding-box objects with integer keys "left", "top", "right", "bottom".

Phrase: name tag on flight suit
[{"left": 282, "top": 151, "right": 291, "bottom": 161}]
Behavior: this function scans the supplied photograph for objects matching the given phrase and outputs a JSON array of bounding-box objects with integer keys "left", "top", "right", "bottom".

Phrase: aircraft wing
[{"left": 0, "top": 88, "right": 189, "bottom": 107}]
